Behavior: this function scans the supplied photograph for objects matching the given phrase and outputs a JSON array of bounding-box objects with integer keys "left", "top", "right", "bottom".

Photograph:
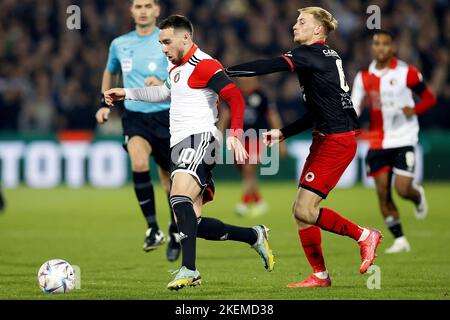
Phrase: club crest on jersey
[
  {"left": 148, "top": 62, "right": 157, "bottom": 72},
  {"left": 174, "top": 71, "right": 181, "bottom": 83},
  {"left": 305, "top": 172, "right": 315, "bottom": 182}
]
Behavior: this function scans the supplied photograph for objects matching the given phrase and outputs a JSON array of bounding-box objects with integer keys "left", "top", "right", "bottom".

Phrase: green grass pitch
[{"left": 1, "top": 182, "right": 449, "bottom": 300}]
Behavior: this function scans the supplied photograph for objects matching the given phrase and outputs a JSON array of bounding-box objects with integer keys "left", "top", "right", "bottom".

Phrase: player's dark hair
[
  {"left": 130, "top": 0, "right": 160, "bottom": 5},
  {"left": 373, "top": 29, "right": 395, "bottom": 41},
  {"left": 158, "top": 15, "right": 193, "bottom": 36}
]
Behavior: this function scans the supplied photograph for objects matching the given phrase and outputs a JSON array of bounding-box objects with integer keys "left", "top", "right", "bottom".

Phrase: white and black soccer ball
[{"left": 37, "top": 259, "right": 75, "bottom": 293}]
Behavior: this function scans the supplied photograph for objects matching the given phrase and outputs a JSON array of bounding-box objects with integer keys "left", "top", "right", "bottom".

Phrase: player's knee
[
  {"left": 131, "top": 157, "right": 149, "bottom": 172},
  {"left": 292, "top": 201, "right": 317, "bottom": 225}
]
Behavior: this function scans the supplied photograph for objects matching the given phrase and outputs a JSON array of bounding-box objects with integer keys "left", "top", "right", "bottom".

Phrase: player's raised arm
[{"left": 226, "top": 56, "right": 293, "bottom": 77}]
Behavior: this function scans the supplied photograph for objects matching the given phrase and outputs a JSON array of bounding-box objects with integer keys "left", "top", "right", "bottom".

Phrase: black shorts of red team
[
  {"left": 299, "top": 130, "right": 359, "bottom": 199},
  {"left": 121, "top": 109, "right": 171, "bottom": 172},
  {"left": 170, "top": 132, "right": 217, "bottom": 204},
  {"left": 366, "top": 146, "right": 416, "bottom": 178}
]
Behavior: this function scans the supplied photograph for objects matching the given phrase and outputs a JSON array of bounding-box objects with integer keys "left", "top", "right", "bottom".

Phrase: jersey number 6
[{"left": 336, "top": 59, "right": 350, "bottom": 92}]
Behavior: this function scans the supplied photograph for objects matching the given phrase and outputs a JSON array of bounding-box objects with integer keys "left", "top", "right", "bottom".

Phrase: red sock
[
  {"left": 242, "top": 193, "right": 252, "bottom": 204},
  {"left": 251, "top": 192, "right": 261, "bottom": 203},
  {"left": 316, "top": 208, "right": 363, "bottom": 241},
  {"left": 298, "top": 226, "right": 326, "bottom": 273}
]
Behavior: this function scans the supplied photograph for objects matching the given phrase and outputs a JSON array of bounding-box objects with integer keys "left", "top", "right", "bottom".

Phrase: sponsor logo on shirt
[{"left": 322, "top": 49, "right": 340, "bottom": 58}]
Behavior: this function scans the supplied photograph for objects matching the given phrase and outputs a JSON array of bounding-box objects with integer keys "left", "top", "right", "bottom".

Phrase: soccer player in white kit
[
  {"left": 351, "top": 30, "right": 436, "bottom": 253},
  {"left": 104, "top": 15, "right": 274, "bottom": 290}
]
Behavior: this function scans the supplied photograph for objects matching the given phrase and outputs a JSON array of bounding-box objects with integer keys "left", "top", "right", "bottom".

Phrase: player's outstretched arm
[
  {"left": 124, "top": 85, "right": 171, "bottom": 103},
  {"left": 281, "top": 112, "right": 314, "bottom": 138},
  {"left": 103, "top": 88, "right": 126, "bottom": 106},
  {"left": 262, "top": 129, "right": 285, "bottom": 147},
  {"left": 226, "top": 57, "right": 292, "bottom": 77},
  {"left": 103, "top": 85, "right": 171, "bottom": 106}
]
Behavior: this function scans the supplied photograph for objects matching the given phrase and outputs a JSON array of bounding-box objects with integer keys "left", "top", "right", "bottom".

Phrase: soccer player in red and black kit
[{"left": 227, "top": 6, "right": 383, "bottom": 287}]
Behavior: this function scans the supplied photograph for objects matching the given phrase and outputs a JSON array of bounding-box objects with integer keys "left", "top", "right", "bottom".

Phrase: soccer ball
[{"left": 37, "top": 259, "right": 76, "bottom": 293}]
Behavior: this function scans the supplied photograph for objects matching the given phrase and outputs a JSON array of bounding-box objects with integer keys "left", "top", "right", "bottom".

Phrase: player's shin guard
[
  {"left": 298, "top": 226, "right": 326, "bottom": 273},
  {"left": 133, "top": 171, "right": 158, "bottom": 230},
  {"left": 315, "top": 208, "right": 364, "bottom": 241},
  {"left": 197, "top": 217, "right": 257, "bottom": 245},
  {"left": 170, "top": 195, "right": 198, "bottom": 271}
]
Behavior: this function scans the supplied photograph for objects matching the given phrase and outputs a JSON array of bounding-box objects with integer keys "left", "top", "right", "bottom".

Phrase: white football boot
[{"left": 385, "top": 236, "right": 411, "bottom": 254}]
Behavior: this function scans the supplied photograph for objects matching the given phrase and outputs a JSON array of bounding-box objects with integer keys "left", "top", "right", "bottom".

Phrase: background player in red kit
[
  {"left": 352, "top": 30, "right": 436, "bottom": 253},
  {"left": 227, "top": 6, "right": 383, "bottom": 287},
  {"left": 221, "top": 77, "right": 287, "bottom": 217}
]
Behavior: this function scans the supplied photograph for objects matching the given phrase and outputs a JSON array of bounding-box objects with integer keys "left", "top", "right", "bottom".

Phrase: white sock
[
  {"left": 358, "top": 228, "right": 370, "bottom": 242},
  {"left": 313, "top": 270, "right": 329, "bottom": 279}
]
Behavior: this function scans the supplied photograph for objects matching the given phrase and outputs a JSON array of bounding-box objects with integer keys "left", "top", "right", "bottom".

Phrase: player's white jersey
[
  {"left": 167, "top": 45, "right": 221, "bottom": 147},
  {"left": 351, "top": 58, "right": 421, "bottom": 149}
]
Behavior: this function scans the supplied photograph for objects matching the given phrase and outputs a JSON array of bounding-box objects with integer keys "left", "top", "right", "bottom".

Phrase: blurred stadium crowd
[{"left": 0, "top": 0, "right": 449, "bottom": 134}]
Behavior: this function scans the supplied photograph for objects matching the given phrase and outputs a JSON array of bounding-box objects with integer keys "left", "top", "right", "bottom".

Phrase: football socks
[
  {"left": 316, "top": 208, "right": 364, "bottom": 241},
  {"left": 133, "top": 171, "right": 158, "bottom": 230},
  {"left": 197, "top": 217, "right": 258, "bottom": 245},
  {"left": 298, "top": 226, "right": 326, "bottom": 273},
  {"left": 170, "top": 195, "right": 198, "bottom": 271}
]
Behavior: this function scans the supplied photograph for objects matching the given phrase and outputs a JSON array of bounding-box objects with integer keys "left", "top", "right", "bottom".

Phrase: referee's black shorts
[{"left": 121, "top": 109, "right": 171, "bottom": 172}]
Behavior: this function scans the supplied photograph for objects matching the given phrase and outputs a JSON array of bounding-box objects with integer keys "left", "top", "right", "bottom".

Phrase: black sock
[
  {"left": 385, "top": 216, "right": 404, "bottom": 238},
  {"left": 167, "top": 194, "right": 178, "bottom": 234},
  {"left": 170, "top": 195, "right": 198, "bottom": 271},
  {"left": 197, "top": 217, "right": 257, "bottom": 245},
  {"left": 133, "top": 171, "right": 158, "bottom": 230}
]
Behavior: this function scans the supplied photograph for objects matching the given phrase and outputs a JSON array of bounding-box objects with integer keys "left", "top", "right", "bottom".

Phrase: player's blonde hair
[{"left": 298, "top": 7, "right": 338, "bottom": 36}]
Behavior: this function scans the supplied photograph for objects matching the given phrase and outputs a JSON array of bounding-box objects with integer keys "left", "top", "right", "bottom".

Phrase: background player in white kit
[
  {"left": 352, "top": 30, "right": 437, "bottom": 253},
  {"left": 104, "top": 15, "right": 274, "bottom": 291}
]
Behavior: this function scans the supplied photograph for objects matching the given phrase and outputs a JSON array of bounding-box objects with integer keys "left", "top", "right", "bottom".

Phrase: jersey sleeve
[
  {"left": 406, "top": 64, "right": 437, "bottom": 114},
  {"left": 188, "top": 59, "right": 225, "bottom": 89},
  {"left": 406, "top": 65, "right": 426, "bottom": 94},
  {"left": 283, "top": 46, "right": 311, "bottom": 70},
  {"left": 105, "top": 40, "right": 120, "bottom": 73},
  {"left": 351, "top": 71, "right": 366, "bottom": 116}
]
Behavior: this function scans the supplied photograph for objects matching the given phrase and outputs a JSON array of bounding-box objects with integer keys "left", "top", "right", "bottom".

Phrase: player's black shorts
[
  {"left": 170, "top": 132, "right": 218, "bottom": 204},
  {"left": 122, "top": 109, "right": 171, "bottom": 172},
  {"left": 366, "top": 146, "right": 416, "bottom": 177}
]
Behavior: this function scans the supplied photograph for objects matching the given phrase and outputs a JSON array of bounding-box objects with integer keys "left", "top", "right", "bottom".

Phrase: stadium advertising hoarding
[{"left": 0, "top": 133, "right": 428, "bottom": 189}]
